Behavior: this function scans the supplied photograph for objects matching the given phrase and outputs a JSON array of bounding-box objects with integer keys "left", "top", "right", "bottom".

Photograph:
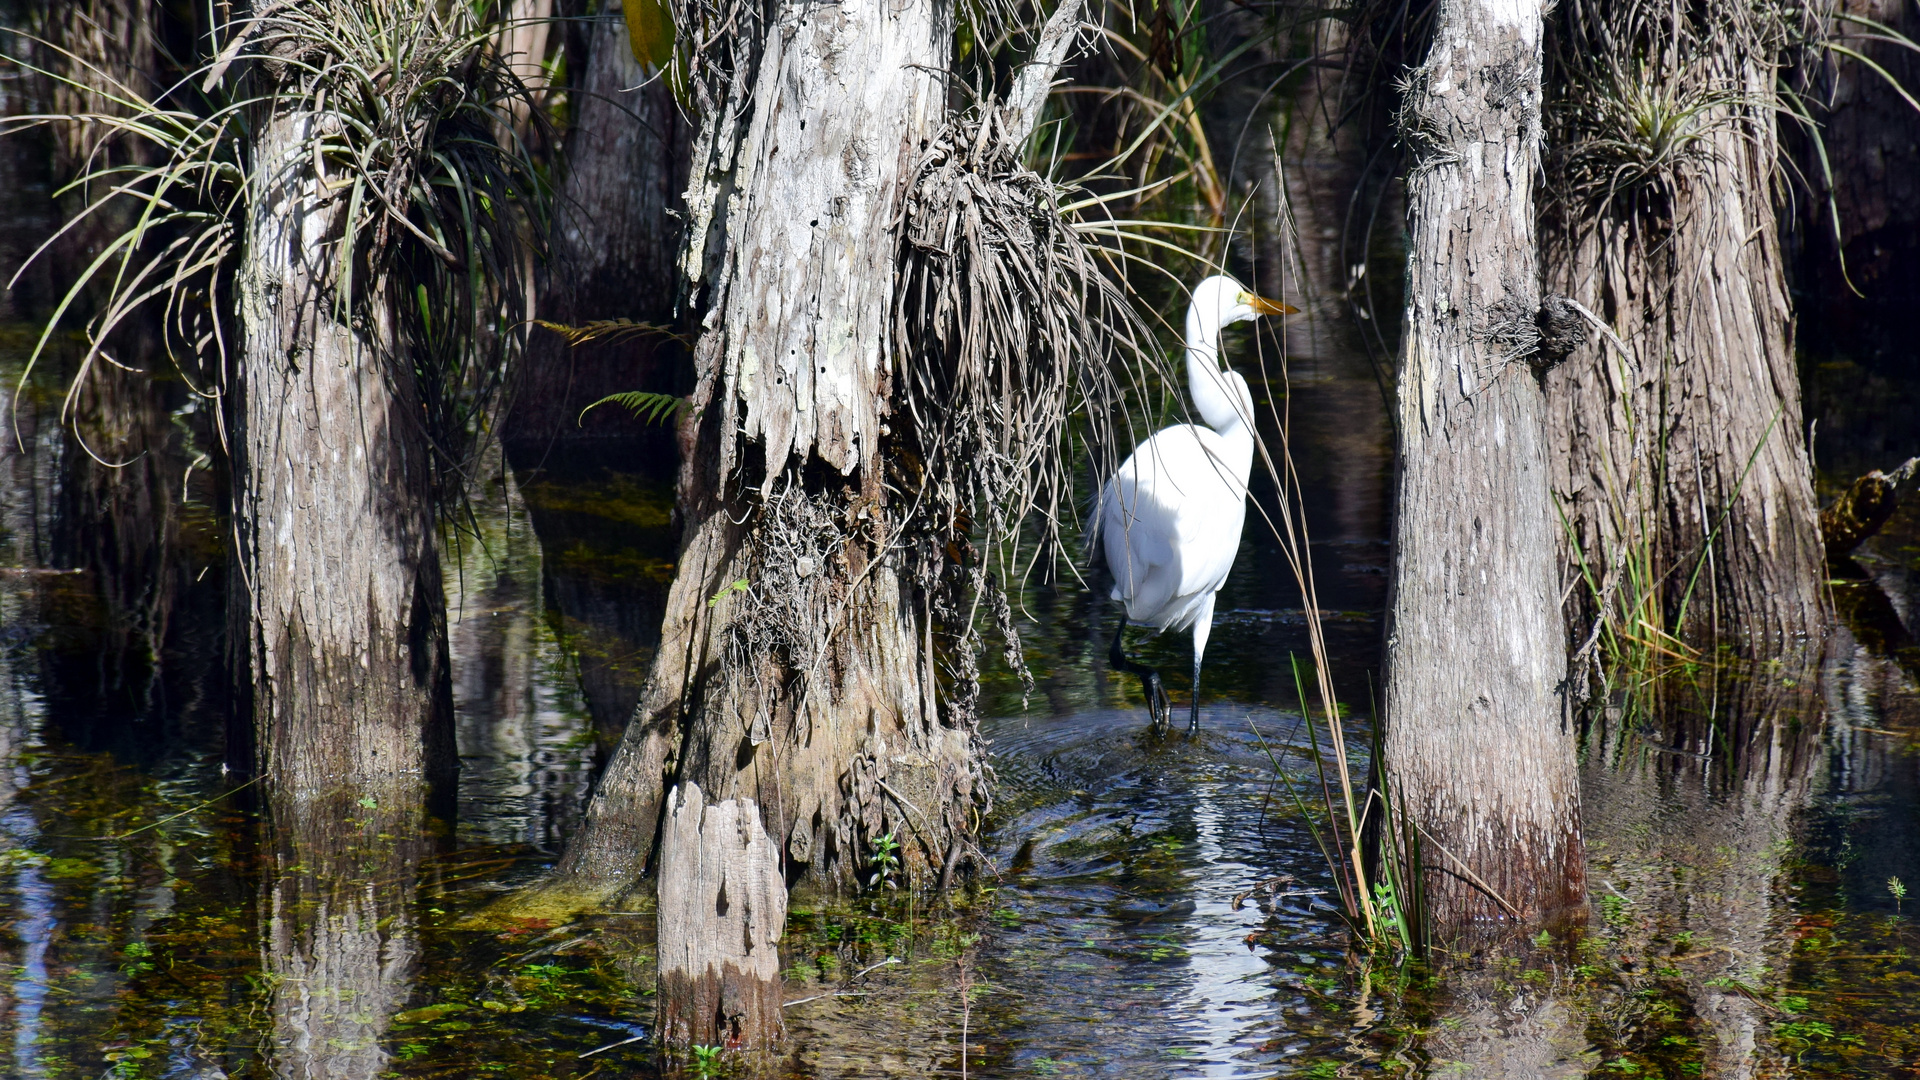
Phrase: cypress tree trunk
[
  {"left": 546, "top": 0, "right": 975, "bottom": 1047},
  {"left": 231, "top": 108, "right": 456, "bottom": 802},
  {"left": 1382, "top": 0, "right": 1586, "bottom": 927},
  {"left": 1542, "top": 1, "right": 1826, "bottom": 660},
  {"left": 22, "top": 0, "right": 192, "bottom": 731}
]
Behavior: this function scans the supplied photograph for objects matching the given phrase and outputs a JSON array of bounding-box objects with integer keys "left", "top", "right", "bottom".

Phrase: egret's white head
[{"left": 1189, "top": 274, "right": 1296, "bottom": 335}]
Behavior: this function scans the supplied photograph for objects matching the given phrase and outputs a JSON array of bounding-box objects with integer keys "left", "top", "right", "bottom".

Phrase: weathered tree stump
[{"left": 655, "top": 782, "right": 788, "bottom": 1047}]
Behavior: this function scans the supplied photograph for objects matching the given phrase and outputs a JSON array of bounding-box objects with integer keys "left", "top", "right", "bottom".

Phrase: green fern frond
[
  {"left": 535, "top": 319, "right": 685, "bottom": 347},
  {"left": 578, "top": 391, "right": 689, "bottom": 426}
]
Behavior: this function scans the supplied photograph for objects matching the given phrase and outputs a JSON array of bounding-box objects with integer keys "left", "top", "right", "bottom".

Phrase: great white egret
[{"left": 1095, "top": 275, "right": 1294, "bottom": 734}]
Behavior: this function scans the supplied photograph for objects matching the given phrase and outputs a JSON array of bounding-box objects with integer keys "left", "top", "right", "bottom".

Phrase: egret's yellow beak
[{"left": 1240, "top": 291, "right": 1299, "bottom": 316}]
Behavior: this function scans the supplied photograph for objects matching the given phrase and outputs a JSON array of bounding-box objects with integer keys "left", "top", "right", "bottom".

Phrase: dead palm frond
[{"left": 892, "top": 95, "right": 1163, "bottom": 715}]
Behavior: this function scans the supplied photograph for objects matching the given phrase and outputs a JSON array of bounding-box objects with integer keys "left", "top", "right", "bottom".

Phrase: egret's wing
[
  {"left": 1102, "top": 424, "right": 1253, "bottom": 627},
  {"left": 1101, "top": 439, "right": 1184, "bottom": 622},
  {"left": 1148, "top": 426, "right": 1249, "bottom": 601}
]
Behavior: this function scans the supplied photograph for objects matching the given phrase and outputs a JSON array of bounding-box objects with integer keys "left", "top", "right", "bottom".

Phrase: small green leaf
[
  {"left": 623, "top": 0, "right": 676, "bottom": 69},
  {"left": 358, "top": 795, "right": 378, "bottom": 809},
  {"left": 578, "top": 390, "right": 688, "bottom": 427}
]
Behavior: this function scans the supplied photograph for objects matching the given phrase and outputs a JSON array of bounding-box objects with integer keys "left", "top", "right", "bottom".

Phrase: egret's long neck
[{"left": 1185, "top": 307, "right": 1247, "bottom": 436}]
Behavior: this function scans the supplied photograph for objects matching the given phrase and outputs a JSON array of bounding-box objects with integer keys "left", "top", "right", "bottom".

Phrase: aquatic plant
[
  {"left": 867, "top": 831, "right": 903, "bottom": 892},
  {"left": 688, "top": 1043, "right": 724, "bottom": 1076}
]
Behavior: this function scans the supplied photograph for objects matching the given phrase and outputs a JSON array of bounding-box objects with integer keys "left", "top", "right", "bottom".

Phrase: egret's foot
[
  {"left": 1143, "top": 671, "right": 1172, "bottom": 734},
  {"left": 1110, "top": 621, "right": 1172, "bottom": 734},
  {"left": 1186, "top": 702, "right": 1200, "bottom": 736}
]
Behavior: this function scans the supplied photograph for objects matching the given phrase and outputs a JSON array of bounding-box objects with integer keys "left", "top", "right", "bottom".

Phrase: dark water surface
[{"left": 0, "top": 266, "right": 1917, "bottom": 1078}]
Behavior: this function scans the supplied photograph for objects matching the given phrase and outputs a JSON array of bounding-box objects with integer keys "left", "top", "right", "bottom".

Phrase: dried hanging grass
[{"left": 891, "top": 100, "right": 1158, "bottom": 717}]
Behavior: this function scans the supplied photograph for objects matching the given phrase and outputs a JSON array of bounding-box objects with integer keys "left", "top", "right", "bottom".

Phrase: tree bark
[
  {"left": 1382, "top": 0, "right": 1585, "bottom": 928},
  {"left": 230, "top": 109, "right": 456, "bottom": 803},
  {"left": 1542, "top": 6, "right": 1827, "bottom": 658},
  {"left": 542, "top": 0, "right": 972, "bottom": 1048}
]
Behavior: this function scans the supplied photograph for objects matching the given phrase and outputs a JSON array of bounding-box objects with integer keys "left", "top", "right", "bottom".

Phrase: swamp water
[{"left": 0, "top": 307, "right": 1913, "bottom": 1080}]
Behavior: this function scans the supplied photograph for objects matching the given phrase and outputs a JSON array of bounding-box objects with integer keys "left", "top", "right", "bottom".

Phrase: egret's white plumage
[{"left": 1096, "top": 274, "right": 1291, "bottom": 733}]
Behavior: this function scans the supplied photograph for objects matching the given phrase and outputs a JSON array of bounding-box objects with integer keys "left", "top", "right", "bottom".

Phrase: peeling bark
[
  {"left": 543, "top": 0, "right": 985, "bottom": 1047},
  {"left": 231, "top": 109, "right": 456, "bottom": 801},
  {"left": 685, "top": 0, "right": 948, "bottom": 494},
  {"left": 1383, "top": 0, "right": 1586, "bottom": 928}
]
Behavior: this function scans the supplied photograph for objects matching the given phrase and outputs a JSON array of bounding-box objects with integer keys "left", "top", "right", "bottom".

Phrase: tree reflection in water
[
  {"left": 266, "top": 789, "right": 431, "bottom": 1080},
  {"left": 1413, "top": 662, "right": 1823, "bottom": 1078}
]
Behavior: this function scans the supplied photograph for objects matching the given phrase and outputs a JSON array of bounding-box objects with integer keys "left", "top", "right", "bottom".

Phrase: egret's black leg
[
  {"left": 1110, "top": 620, "right": 1168, "bottom": 732},
  {"left": 1189, "top": 647, "right": 1202, "bottom": 735},
  {"left": 1188, "top": 597, "right": 1217, "bottom": 737}
]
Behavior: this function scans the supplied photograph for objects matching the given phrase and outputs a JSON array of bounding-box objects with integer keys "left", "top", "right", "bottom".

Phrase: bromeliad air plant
[{"left": 3, "top": 1, "right": 550, "bottom": 497}]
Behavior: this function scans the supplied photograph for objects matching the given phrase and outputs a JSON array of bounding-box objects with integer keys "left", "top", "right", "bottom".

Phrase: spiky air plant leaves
[
  {"left": 3, "top": 1, "right": 550, "bottom": 502},
  {"left": 1545, "top": 0, "right": 1819, "bottom": 226},
  {"left": 1552, "top": 59, "right": 1743, "bottom": 216}
]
